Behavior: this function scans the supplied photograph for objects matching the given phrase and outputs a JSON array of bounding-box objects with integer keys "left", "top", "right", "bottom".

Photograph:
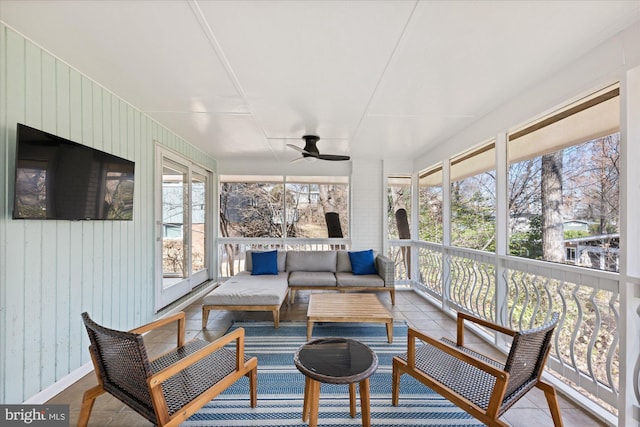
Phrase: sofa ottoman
[{"left": 201, "top": 270, "right": 289, "bottom": 328}]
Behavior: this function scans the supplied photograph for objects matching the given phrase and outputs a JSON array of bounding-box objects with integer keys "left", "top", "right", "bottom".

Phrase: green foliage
[
  {"left": 509, "top": 215, "right": 543, "bottom": 259},
  {"left": 418, "top": 186, "right": 443, "bottom": 243},
  {"left": 564, "top": 230, "right": 589, "bottom": 239},
  {"left": 451, "top": 185, "right": 496, "bottom": 251}
]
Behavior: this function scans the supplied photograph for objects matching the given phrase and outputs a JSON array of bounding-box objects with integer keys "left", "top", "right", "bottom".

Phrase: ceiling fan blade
[
  {"left": 318, "top": 154, "right": 351, "bottom": 161},
  {"left": 286, "top": 143, "right": 306, "bottom": 153},
  {"left": 287, "top": 143, "right": 319, "bottom": 157}
]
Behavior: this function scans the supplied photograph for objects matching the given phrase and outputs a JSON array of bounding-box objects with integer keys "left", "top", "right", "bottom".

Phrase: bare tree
[
  {"left": 582, "top": 135, "right": 620, "bottom": 234},
  {"left": 389, "top": 185, "right": 411, "bottom": 275},
  {"left": 318, "top": 184, "right": 349, "bottom": 238},
  {"left": 541, "top": 152, "right": 565, "bottom": 262},
  {"left": 508, "top": 159, "right": 542, "bottom": 230}
]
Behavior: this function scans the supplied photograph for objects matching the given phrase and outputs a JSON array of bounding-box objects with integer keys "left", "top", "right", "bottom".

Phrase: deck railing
[
  {"left": 215, "top": 238, "right": 619, "bottom": 422},
  {"left": 388, "top": 239, "right": 620, "bottom": 421},
  {"left": 217, "top": 238, "right": 350, "bottom": 276}
]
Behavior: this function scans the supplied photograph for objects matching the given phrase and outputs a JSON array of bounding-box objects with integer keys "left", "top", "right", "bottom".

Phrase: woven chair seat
[
  {"left": 151, "top": 339, "right": 252, "bottom": 416},
  {"left": 397, "top": 338, "right": 499, "bottom": 411}
]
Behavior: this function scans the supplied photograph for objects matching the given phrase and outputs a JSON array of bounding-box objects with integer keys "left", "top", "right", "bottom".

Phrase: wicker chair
[
  {"left": 392, "top": 312, "right": 562, "bottom": 427},
  {"left": 78, "top": 312, "right": 257, "bottom": 427}
]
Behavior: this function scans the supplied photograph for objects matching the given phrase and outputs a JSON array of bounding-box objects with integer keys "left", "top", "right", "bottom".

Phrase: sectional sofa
[{"left": 202, "top": 249, "right": 395, "bottom": 328}]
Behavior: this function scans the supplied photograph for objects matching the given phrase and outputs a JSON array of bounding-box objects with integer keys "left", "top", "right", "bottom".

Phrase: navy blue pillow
[
  {"left": 251, "top": 250, "right": 278, "bottom": 275},
  {"left": 348, "top": 249, "right": 377, "bottom": 275}
]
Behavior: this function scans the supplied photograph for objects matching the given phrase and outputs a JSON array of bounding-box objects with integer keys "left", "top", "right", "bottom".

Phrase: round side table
[{"left": 294, "top": 338, "right": 378, "bottom": 427}]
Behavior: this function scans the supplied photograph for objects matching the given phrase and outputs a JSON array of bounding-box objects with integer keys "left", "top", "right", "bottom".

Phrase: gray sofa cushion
[
  {"left": 245, "top": 250, "right": 287, "bottom": 273},
  {"left": 336, "top": 251, "right": 352, "bottom": 273},
  {"left": 335, "top": 272, "right": 384, "bottom": 288},
  {"left": 204, "top": 271, "right": 289, "bottom": 305},
  {"left": 288, "top": 271, "right": 337, "bottom": 287},
  {"left": 286, "top": 251, "right": 337, "bottom": 272}
]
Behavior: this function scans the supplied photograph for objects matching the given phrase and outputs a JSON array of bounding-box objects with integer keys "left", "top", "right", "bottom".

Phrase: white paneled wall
[
  {"left": 350, "top": 159, "right": 383, "bottom": 252},
  {"left": 0, "top": 24, "right": 216, "bottom": 403}
]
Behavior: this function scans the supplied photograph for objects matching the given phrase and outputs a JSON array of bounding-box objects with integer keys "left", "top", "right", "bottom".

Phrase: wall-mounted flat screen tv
[{"left": 13, "top": 123, "right": 135, "bottom": 220}]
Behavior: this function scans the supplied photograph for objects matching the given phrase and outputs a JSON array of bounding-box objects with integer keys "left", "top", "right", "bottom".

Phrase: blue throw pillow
[
  {"left": 348, "top": 249, "right": 377, "bottom": 275},
  {"left": 251, "top": 250, "right": 278, "bottom": 275}
]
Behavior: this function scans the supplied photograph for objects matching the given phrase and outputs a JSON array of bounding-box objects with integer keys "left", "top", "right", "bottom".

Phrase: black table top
[{"left": 294, "top": 338, "right": 378, "bottom": 384}]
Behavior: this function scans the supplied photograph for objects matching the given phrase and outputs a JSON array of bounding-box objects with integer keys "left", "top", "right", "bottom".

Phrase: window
[
  {"left": 156, "top": 149, "right": 211, "bottom": 309},
  {"left": 418, "top": 165, "right": 443, "bottom": 243},
  {"left": 219, "top": 176, "right": 284, "bottom": 238},
  {"left": 387, "top": 176, "right": 412, "bottom": 240},
  {"left": 508, "top": 85, "right": 620, "bottom": 271},
  {"left": 285, "top": 177, "right": 349, "bottom": 238},
  {"left": 450, "top": 143, "right": 496, "bottom": 250},
  {"left": 161, "top": 158, "right": 189, "bottom": 281},
  {"left": 219, "top": 175, "right": 349, "bottom": 239},
  {"left": 191, "top": 171, "right": 207, "bottom": 274}
]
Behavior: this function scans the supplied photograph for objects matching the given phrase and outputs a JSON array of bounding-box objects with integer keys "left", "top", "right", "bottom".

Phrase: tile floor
[{"left": 49, "top": 289, "right": 606, "bottom": 426}]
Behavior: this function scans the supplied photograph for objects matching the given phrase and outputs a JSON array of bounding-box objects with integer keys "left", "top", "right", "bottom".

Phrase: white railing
[
  {"left": 215, "top": 238, "right": 620, "bottom": 420},
  {"left": 388, "top": 240, "right": 620, "bottom": 420},
  {"left": 217, "top": 238, "right": 350, "bottom": 277}
]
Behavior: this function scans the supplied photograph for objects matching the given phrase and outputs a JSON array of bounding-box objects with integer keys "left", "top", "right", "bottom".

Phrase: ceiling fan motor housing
[{"left": 302, "top": 135, "right": 321, "bottom": 157}]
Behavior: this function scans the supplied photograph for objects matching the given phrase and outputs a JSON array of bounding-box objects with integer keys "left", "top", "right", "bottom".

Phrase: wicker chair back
[
  {"left": 501, "top": 312, "right": 560, "bottom": 413},
  {"left": 81, "top": 312, "right": 156, "bottom": 422}
]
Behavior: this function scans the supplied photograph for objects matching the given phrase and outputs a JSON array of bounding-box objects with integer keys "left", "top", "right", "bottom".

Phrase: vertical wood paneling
[
  {"left": 22, "top": 38, "right": 45, "bottom": 399},
  {"left": 0, "top": 24, "right": 217, "bottom": 403},
  {"left": 54, "top": 218, "right": 71, "bottom": 381},
  {"left": 92, "top": 84, "right": 102, "bottom": 150},
  {"left": 91, "top": 83, "right": 105, "bottom": 327},
  {"left": 56, "top": 61, "right": 70, "bottom": 138},
  {"left": 111, "top": 97, "right": 123, "bottom": 329},
  {"left": 118, "top": 99, "right": 130, "bottom": 330},
  {"left": 0, "top": 25, "right": 8, "bottom": 404},
  {"left": 126, "top": 104, "right": 136, "bottom": 325},
  {"left": 40, "top": 50, "right": 58, "bottom": 389},
  {"left": 102, "top": 91, "right": 113, "bottom": 327},
  {"left": 140, "top": 117, "right": 149, "bottom": 309},
  {"left": 4, "top": 29, "right": 27, "bottom": 403},
  {"left": 68, "top": 68, "right": 84, "bottom": 370},
  {"left": 137, "top": 115, "right": 144, "bottom": 317}
]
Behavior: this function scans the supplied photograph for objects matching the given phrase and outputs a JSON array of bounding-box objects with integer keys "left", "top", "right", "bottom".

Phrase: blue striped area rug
[{"left": 183, "top": 321, "right": 483, "bottom": 426}]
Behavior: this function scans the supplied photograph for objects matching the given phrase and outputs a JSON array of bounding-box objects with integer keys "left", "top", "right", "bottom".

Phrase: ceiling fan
[{"left": 287, "top": 135, "right": 350, "bottom": 162}]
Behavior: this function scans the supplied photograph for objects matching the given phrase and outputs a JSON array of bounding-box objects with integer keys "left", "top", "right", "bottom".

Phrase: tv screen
[{"left": 13, "top": 123, "right": 135, "bottom": 220}]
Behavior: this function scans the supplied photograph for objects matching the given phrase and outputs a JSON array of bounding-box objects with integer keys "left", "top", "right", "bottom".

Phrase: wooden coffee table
[{"left": 307, "top": 293, "right": 393, "bottom": 343}]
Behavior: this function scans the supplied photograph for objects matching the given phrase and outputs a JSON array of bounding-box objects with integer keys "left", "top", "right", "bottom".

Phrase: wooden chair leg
[
  {"left": 77, "top": 385, "right": 105, "bottom": 427},
  {"left": 537, "top": 381, "right": 564, "bottom": 427},
  {"left": 248, "top": 366, "right": 258, "bottom": 408},
  {"left": 202, "top": 306, "right": 210, "bottom": 329},
  {"left": 273, "top": 309, "right": 280, "bottom": 328},
  {"left": 391, "top": 359, "right": 401, "bottom": 406}
]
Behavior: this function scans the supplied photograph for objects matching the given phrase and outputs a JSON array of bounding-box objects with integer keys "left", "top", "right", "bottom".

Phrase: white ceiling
[{"left": 2, "top": 0, "right": 639, "bottom": 164}]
